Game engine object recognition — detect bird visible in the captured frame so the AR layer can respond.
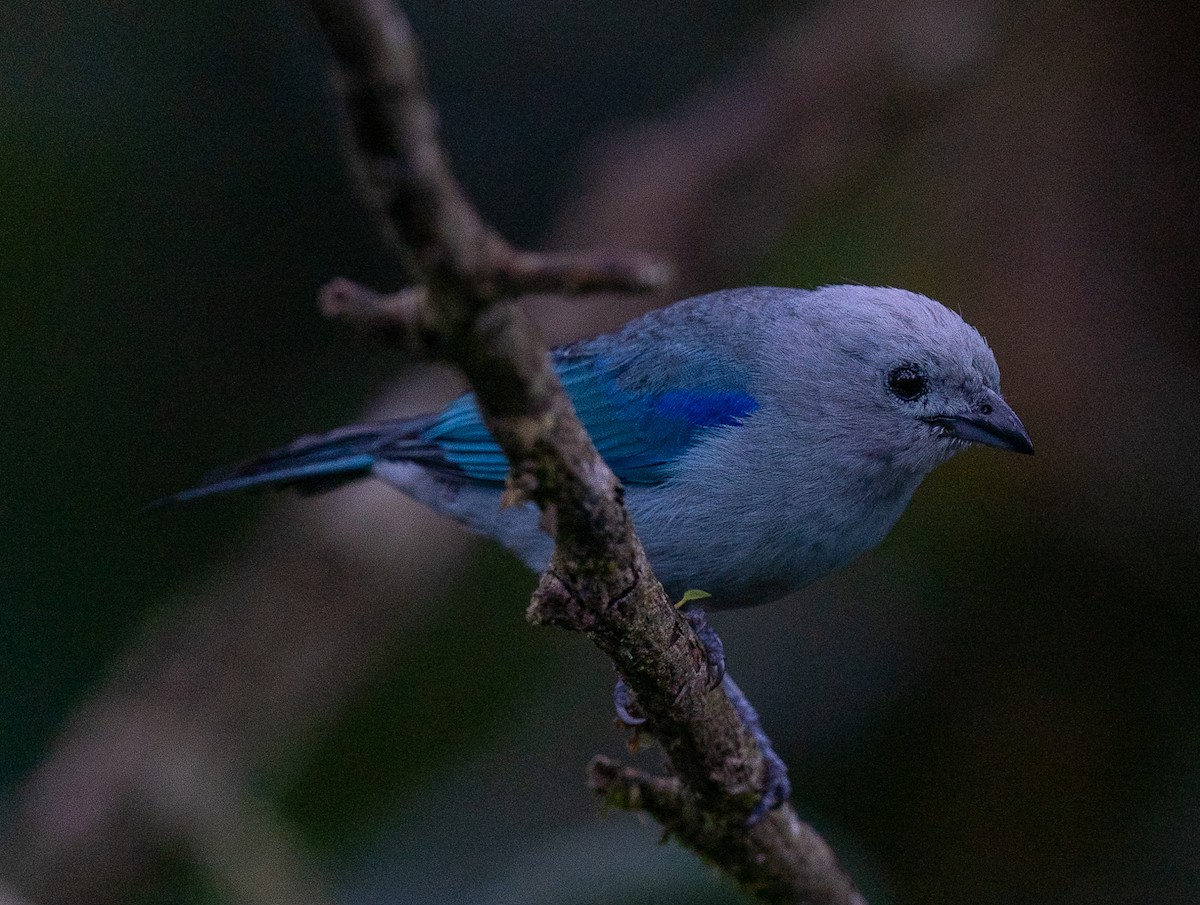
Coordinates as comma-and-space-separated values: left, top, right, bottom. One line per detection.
162, 284, 1032, 820
164, 284, 1031, 603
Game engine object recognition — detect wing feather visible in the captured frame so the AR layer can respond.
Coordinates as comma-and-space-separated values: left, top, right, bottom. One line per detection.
419, 349, 757, 485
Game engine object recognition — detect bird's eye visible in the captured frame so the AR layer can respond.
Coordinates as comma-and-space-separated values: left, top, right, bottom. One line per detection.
887, 366, 927, 401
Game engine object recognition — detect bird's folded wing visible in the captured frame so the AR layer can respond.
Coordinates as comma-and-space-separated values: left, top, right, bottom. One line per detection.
420, 349, 758, 486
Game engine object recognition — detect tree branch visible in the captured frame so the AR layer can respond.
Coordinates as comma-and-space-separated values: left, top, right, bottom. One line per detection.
590, 757, 859, 904
303, 0, 863, 901
308, 0, 668, 300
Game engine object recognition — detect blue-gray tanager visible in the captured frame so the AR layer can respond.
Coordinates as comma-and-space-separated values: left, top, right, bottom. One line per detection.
166, 285, 1031, 817
168, 284, 1031, 605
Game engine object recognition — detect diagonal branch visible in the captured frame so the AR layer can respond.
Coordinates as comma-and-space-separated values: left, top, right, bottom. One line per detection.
307, 0, 666, 300
589, 757, 858, 903
303, 0, 864, 902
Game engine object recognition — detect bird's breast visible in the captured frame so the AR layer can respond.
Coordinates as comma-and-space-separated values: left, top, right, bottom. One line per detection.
623, 447, 926, 609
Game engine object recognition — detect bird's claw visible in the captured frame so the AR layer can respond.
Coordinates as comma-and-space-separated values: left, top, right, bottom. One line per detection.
613, 677, 646, 727
610, 609, 788, 822
747, 744, 792, 825
611, 603, 725, 727
683, 605, 726, 689
721, 673, 792, 825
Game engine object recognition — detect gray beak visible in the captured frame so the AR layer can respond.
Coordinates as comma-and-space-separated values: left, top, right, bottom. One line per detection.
925, 388, 1034, 455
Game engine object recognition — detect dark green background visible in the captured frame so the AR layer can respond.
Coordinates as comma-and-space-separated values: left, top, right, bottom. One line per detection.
4, 2, 1198, 904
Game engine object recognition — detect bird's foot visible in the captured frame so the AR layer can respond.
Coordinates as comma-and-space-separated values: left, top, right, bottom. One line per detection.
611, 602, 726, 727
721, 673, 792, 825
613, 676, 646, 727
747, 741, 792, 825
610, 602, 787, 821
611, 671, 791, 822
682, 604, 726, 689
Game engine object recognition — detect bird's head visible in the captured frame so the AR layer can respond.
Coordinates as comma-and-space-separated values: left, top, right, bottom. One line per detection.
771, 285, 1032, 477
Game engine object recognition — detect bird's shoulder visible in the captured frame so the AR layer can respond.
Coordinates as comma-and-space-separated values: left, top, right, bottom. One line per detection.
559, 286, 783, 396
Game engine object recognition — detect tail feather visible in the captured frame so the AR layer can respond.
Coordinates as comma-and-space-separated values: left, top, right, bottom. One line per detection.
151, 415, 439, 507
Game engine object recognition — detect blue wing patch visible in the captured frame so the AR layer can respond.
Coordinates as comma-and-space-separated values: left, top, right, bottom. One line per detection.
419, 352, 757, 485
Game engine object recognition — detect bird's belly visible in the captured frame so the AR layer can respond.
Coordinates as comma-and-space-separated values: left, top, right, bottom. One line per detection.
627, 481, 912, 610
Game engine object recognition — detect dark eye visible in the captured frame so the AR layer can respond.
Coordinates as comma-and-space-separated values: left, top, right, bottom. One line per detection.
887, 366, 927, 401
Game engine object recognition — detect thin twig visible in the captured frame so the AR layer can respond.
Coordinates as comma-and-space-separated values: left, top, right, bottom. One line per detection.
303, 0, 864, 901
590, 757, 860, 904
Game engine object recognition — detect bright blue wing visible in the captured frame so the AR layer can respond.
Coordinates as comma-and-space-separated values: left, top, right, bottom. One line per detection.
420, 348, 757, 485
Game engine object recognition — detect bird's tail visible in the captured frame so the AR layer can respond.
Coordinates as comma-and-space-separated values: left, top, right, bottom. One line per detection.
151, 415, 438, 507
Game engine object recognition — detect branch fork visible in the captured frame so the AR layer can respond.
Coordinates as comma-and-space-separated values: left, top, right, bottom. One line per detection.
302, 0, 864, 900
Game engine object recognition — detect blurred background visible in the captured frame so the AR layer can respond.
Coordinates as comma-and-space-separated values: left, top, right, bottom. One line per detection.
3, 1, 1198, 903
